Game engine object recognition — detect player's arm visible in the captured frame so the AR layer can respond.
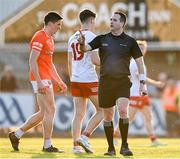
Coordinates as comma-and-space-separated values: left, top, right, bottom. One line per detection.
146, 77, 165, 88
90, 51, 100, 66
135, 56, 147, 82
68, 51, 72, 77
132, 39, 146, 80
29, 50, 41, 83
51, 63, 67, 93
135, 56, 148, 96
29, 50, 47, 94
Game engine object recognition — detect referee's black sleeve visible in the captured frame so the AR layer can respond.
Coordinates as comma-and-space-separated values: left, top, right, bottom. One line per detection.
131, 39, 143, 59
88, 35, 102, 50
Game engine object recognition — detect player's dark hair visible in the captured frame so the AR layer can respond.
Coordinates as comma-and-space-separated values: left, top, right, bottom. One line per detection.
44, 12, 63, 25
79, 9, 96, 23
114, 11, 127, 27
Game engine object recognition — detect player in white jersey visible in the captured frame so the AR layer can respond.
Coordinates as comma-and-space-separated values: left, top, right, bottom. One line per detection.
68, 10, 103, 154
114, 40, 165, 146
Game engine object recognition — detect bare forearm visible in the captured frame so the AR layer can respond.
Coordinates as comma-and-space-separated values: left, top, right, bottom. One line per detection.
92, 57, 100, 66
30, 61, 41, 82
68, 61, 72, 78
68, 53, 72, 77
93, 61, 100, 66
52, 64, 64, 83
135, 57, 146, 75
146, 77, 164, 88
146, 78, 157, 85
91, 52, 100, 66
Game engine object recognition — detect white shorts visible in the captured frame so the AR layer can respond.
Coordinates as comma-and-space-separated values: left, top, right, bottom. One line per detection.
31, 80, 52, 93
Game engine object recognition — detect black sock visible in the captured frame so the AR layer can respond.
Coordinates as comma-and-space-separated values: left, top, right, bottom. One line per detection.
103, 121, 114, 151
119, 118, 129, 145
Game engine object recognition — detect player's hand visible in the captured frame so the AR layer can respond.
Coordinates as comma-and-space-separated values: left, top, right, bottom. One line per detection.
139, 83, 148, 96
78, 30, 85, 45
58, 82, 67, 94
37, 81, 48, 94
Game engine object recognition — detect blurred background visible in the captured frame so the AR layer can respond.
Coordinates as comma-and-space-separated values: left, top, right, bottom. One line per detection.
0, 0, 180, 138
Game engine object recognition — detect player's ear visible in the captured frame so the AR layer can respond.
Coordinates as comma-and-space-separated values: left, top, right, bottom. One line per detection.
90, 17, 94, 24
48, 21, 54, 27
122, 21, 125, 28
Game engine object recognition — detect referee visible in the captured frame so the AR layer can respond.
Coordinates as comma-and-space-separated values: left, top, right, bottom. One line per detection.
78, 11, 147, 156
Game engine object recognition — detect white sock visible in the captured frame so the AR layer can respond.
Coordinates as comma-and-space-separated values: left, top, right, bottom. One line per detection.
81, 134, 89, 141
15, 129, 24, 139
44, 139, 52, 148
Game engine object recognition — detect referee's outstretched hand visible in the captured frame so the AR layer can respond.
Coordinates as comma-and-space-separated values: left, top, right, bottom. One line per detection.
78, 30, 85, 45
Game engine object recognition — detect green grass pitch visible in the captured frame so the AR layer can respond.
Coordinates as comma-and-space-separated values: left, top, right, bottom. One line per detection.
0, 138, 180, 158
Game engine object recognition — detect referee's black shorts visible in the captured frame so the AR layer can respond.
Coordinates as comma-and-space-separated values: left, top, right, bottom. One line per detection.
98, 75, 132, 108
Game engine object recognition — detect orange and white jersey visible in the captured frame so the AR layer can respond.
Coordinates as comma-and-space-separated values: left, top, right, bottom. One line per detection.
130, 59, 147, 96
29, 29, 55, 81
68, 30, 98, 83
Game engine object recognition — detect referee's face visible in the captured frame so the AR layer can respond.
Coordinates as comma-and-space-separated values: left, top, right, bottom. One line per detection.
110, 14, 123, 32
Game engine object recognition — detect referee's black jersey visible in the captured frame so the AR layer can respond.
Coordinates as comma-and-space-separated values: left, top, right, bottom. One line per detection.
89, 32, 143, 77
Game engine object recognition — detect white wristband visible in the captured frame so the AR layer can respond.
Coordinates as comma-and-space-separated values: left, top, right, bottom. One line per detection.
139, 74, 146, 81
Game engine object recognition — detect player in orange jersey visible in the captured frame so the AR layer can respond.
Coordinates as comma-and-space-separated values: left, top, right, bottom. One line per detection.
9, 12, 67, 152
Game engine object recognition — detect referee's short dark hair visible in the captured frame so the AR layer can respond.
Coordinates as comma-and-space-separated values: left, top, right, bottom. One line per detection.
114, 11, 127, 26
79, 9, 96, 23
44, 12, 63, 25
